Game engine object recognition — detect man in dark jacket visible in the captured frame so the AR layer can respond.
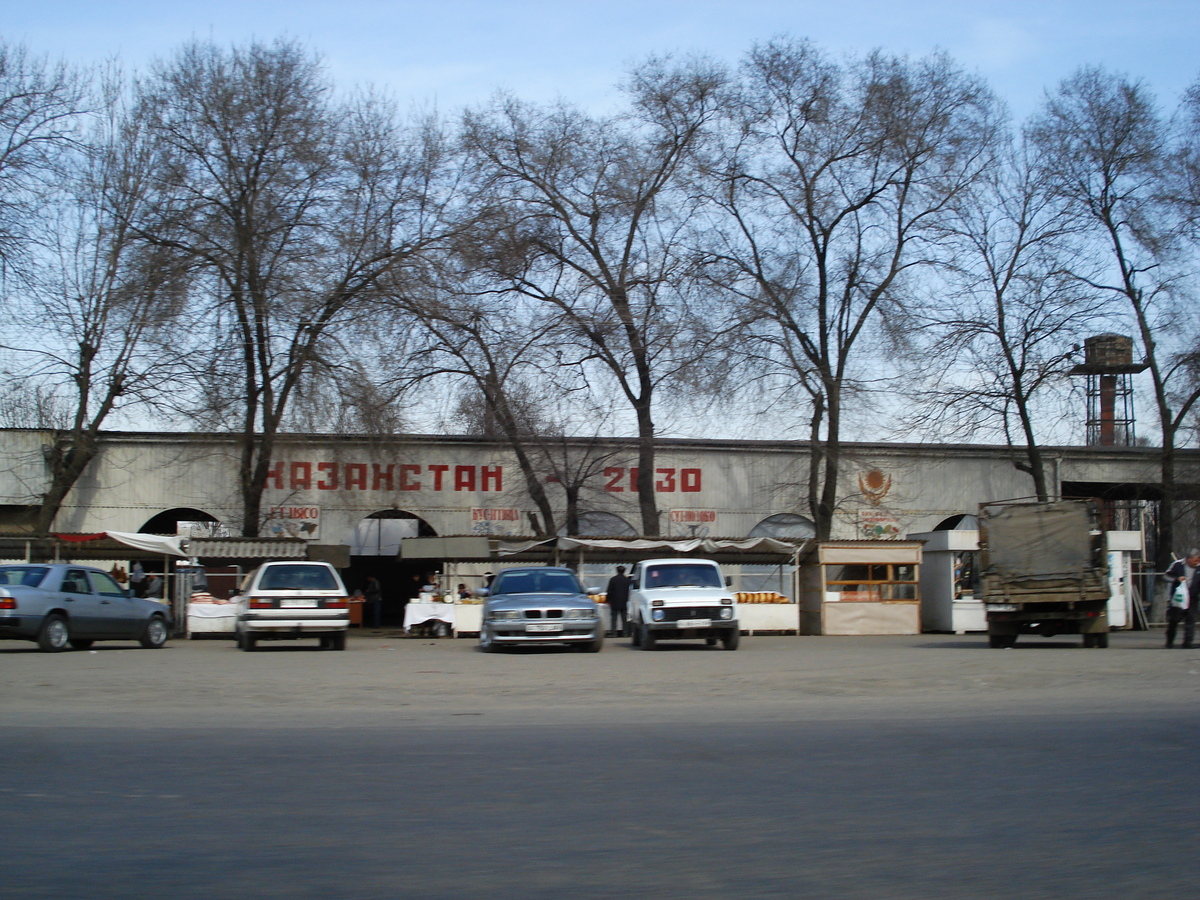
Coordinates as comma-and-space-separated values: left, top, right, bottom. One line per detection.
606, 566, 631, 638
1163, 548, 1200, 649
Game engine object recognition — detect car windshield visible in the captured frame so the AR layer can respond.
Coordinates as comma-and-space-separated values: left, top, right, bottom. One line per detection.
644, 564, 723, 588
493, 571, 582, 595
0, 566, 49, 588
258, 565, 339, 591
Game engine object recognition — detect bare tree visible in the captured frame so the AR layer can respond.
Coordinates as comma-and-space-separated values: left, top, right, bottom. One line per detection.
1028, 67, 1200, 566
906, 131, 1109, 499
0, 40, 86, 273
395, 281, 565, 536
460, 56, 728, 536
703, 40, 1001, 538
0, 67, 188, 532
134, 40, 455, 535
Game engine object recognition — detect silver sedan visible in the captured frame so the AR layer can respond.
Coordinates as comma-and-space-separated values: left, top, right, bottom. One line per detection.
0, 563, 172, 652
478, 566, 604, 653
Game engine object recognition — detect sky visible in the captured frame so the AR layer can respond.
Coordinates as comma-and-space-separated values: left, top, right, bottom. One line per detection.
8, 0, 1200, 123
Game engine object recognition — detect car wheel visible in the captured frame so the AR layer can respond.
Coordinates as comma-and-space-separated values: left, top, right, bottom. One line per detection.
330, 632, 346, 651
630, 620, 642, 647
640, 623, 656, 650
479, 626, 496, 653
585, 632, 604, 653
139, 616, 169, 649
69, 639, 94, 650
1095, 631, 1109, 648
705, 638, 717, 646
722, 628, 740, 651
242, 633, 257, 651
37, 614, 70, 652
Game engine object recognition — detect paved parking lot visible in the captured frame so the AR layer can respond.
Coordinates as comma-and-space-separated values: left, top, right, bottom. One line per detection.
3, 627, 1195, 726
3, 630, 1198, 898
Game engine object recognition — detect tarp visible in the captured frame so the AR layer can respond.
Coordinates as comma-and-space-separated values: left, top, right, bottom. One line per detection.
106, 531, 188, 557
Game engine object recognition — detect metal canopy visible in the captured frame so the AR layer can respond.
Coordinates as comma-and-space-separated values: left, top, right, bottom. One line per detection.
398, 534, 811, 565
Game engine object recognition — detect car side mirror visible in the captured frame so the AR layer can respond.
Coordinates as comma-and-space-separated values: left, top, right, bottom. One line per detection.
629, 578, 639, 589
725, 576, 732, 587
476, 587, 490, 598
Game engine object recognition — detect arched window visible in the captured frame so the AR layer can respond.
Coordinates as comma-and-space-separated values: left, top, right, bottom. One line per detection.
749, 513, 816, 539
563, 511, 637, 538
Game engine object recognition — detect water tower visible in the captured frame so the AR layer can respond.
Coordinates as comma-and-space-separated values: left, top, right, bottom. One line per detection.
1069, 334, 1147, 446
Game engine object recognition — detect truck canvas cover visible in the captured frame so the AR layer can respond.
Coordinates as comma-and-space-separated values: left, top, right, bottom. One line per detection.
981, 502, 1109, 601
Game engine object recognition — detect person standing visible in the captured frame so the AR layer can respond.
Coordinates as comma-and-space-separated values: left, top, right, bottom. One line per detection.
1163, 548, 1200, 649
605, 565, 631, 637
364, 576, 383, 630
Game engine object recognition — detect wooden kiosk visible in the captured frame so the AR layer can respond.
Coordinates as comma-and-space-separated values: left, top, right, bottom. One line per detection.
799, 540, 923, 635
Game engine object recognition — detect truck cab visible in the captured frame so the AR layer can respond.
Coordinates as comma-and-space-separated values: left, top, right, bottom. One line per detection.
627, 558, 739, 650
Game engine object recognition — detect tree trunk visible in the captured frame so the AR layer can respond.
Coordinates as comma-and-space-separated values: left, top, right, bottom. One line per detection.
634, 401, 660, 536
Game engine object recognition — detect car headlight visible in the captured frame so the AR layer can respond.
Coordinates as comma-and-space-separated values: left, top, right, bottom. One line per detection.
490, 609, 521, 620
652, 609, 665, 621
720, 607, 732, 619
566, 608, 591, 619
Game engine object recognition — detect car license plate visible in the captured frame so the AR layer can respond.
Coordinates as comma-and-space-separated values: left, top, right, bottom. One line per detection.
675, 618, 711, 628
526, 622, 563, 633
282, 599, 317, 608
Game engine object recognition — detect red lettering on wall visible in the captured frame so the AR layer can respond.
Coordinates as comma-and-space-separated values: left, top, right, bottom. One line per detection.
681, 468, 701, 492
429, 464, 449, 491
290, 462, 312, 490
604, 467, 624, 492
655, 468, 676, 492
455, 466, 475, 491
630, 468, 640, 493
267, 462, 284, 490
373, 464, 394, 492
316, 462, 338, 490
346, 464, 367, 490
399, 464, 421, 491
481, 466, 502, 491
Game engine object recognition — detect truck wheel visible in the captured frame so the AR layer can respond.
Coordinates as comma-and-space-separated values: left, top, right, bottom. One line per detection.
1096, 631, 1109, 648
722, 629, 740, 651
630, 622, 641, 647
988, 634, 1016, 649
640, 624, 656, 650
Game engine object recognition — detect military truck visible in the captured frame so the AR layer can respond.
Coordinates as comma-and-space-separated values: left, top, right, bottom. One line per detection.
979, 499, 1111, 648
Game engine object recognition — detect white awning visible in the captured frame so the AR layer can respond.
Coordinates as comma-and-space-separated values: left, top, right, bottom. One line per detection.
106, 531, 188, 557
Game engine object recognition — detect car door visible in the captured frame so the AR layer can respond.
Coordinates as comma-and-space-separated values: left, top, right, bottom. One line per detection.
88, 570, 144, 638
58, 568, 107, 638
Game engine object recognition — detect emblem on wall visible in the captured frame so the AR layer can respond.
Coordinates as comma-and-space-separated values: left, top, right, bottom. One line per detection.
858, 468, 892, 506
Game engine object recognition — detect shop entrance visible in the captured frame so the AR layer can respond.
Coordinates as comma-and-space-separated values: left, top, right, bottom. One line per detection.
343, 510, 438, 628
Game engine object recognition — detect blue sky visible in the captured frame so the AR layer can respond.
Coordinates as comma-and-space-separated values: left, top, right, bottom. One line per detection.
8, 1, 1200, 121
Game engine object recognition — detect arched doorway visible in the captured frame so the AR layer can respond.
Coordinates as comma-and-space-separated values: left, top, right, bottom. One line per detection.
139, 507, 225, 536
346, 510, 438, 629
933, 514, 979, 531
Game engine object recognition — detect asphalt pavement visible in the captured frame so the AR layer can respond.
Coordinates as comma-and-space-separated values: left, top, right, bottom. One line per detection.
2, 629, 1197, 898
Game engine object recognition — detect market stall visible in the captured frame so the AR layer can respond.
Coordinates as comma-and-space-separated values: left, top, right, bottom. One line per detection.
908, 530, 984, 634
798, 540, 922, 635
403, 600, 457, 635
